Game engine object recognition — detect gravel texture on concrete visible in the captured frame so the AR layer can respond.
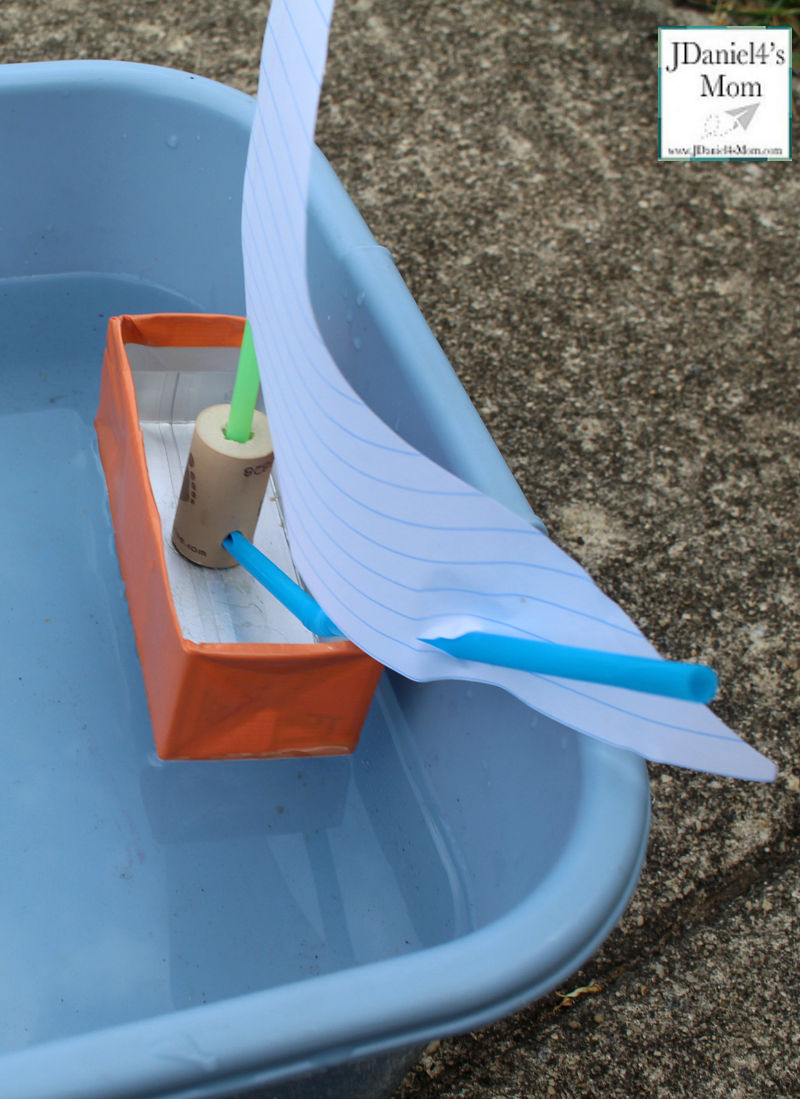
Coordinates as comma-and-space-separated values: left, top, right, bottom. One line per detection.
1, 0, 798, 1095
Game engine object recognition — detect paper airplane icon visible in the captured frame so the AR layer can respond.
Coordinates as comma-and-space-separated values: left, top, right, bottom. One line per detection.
726, 103, 759, 131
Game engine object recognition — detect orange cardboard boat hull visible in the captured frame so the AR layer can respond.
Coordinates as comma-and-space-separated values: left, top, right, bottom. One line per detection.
95, 313, 383, 759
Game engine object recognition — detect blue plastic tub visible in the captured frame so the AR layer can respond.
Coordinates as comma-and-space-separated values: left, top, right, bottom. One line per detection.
0, 61, 650, 1099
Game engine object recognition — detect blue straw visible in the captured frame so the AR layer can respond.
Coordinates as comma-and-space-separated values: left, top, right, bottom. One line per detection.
222, 533, 717, 703
223, 531, 343, 638
423, 633, 718, 704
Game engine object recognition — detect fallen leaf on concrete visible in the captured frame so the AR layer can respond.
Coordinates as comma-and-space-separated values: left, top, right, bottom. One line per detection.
551, 983, 603, 1012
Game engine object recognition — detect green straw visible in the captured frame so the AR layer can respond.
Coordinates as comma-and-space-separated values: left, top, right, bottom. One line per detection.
226, 320, 260, 442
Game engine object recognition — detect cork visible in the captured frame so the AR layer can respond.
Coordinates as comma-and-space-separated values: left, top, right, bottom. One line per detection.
171, 404, 274, 568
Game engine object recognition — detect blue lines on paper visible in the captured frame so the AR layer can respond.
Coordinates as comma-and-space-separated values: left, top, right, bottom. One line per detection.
243, 182, 375, 403
257, 61, 311, 204
242, 198, 350, 392
248, 109, 306, 289
256, 366, 594, 579
242, 201, 371, 409
282, 0, 326, 87
276, 448, 628, 640
528, 675, 741, 742
266, 21, 314, 145
246, 267, 419, 453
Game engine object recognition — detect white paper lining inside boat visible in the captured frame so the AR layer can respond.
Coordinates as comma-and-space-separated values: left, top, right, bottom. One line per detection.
127, 343, 315, 646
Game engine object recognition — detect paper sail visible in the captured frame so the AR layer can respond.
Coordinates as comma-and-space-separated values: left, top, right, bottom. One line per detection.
241, 0, 775, 782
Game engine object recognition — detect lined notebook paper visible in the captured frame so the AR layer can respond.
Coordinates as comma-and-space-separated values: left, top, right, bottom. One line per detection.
242, 0, 775, 781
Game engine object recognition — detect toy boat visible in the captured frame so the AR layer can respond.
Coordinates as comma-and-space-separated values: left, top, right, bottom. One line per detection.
95, 311, 383, 760
0, 61, 649, 1099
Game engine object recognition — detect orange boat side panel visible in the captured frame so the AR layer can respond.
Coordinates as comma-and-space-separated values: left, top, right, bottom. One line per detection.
95, 313, 383, 760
